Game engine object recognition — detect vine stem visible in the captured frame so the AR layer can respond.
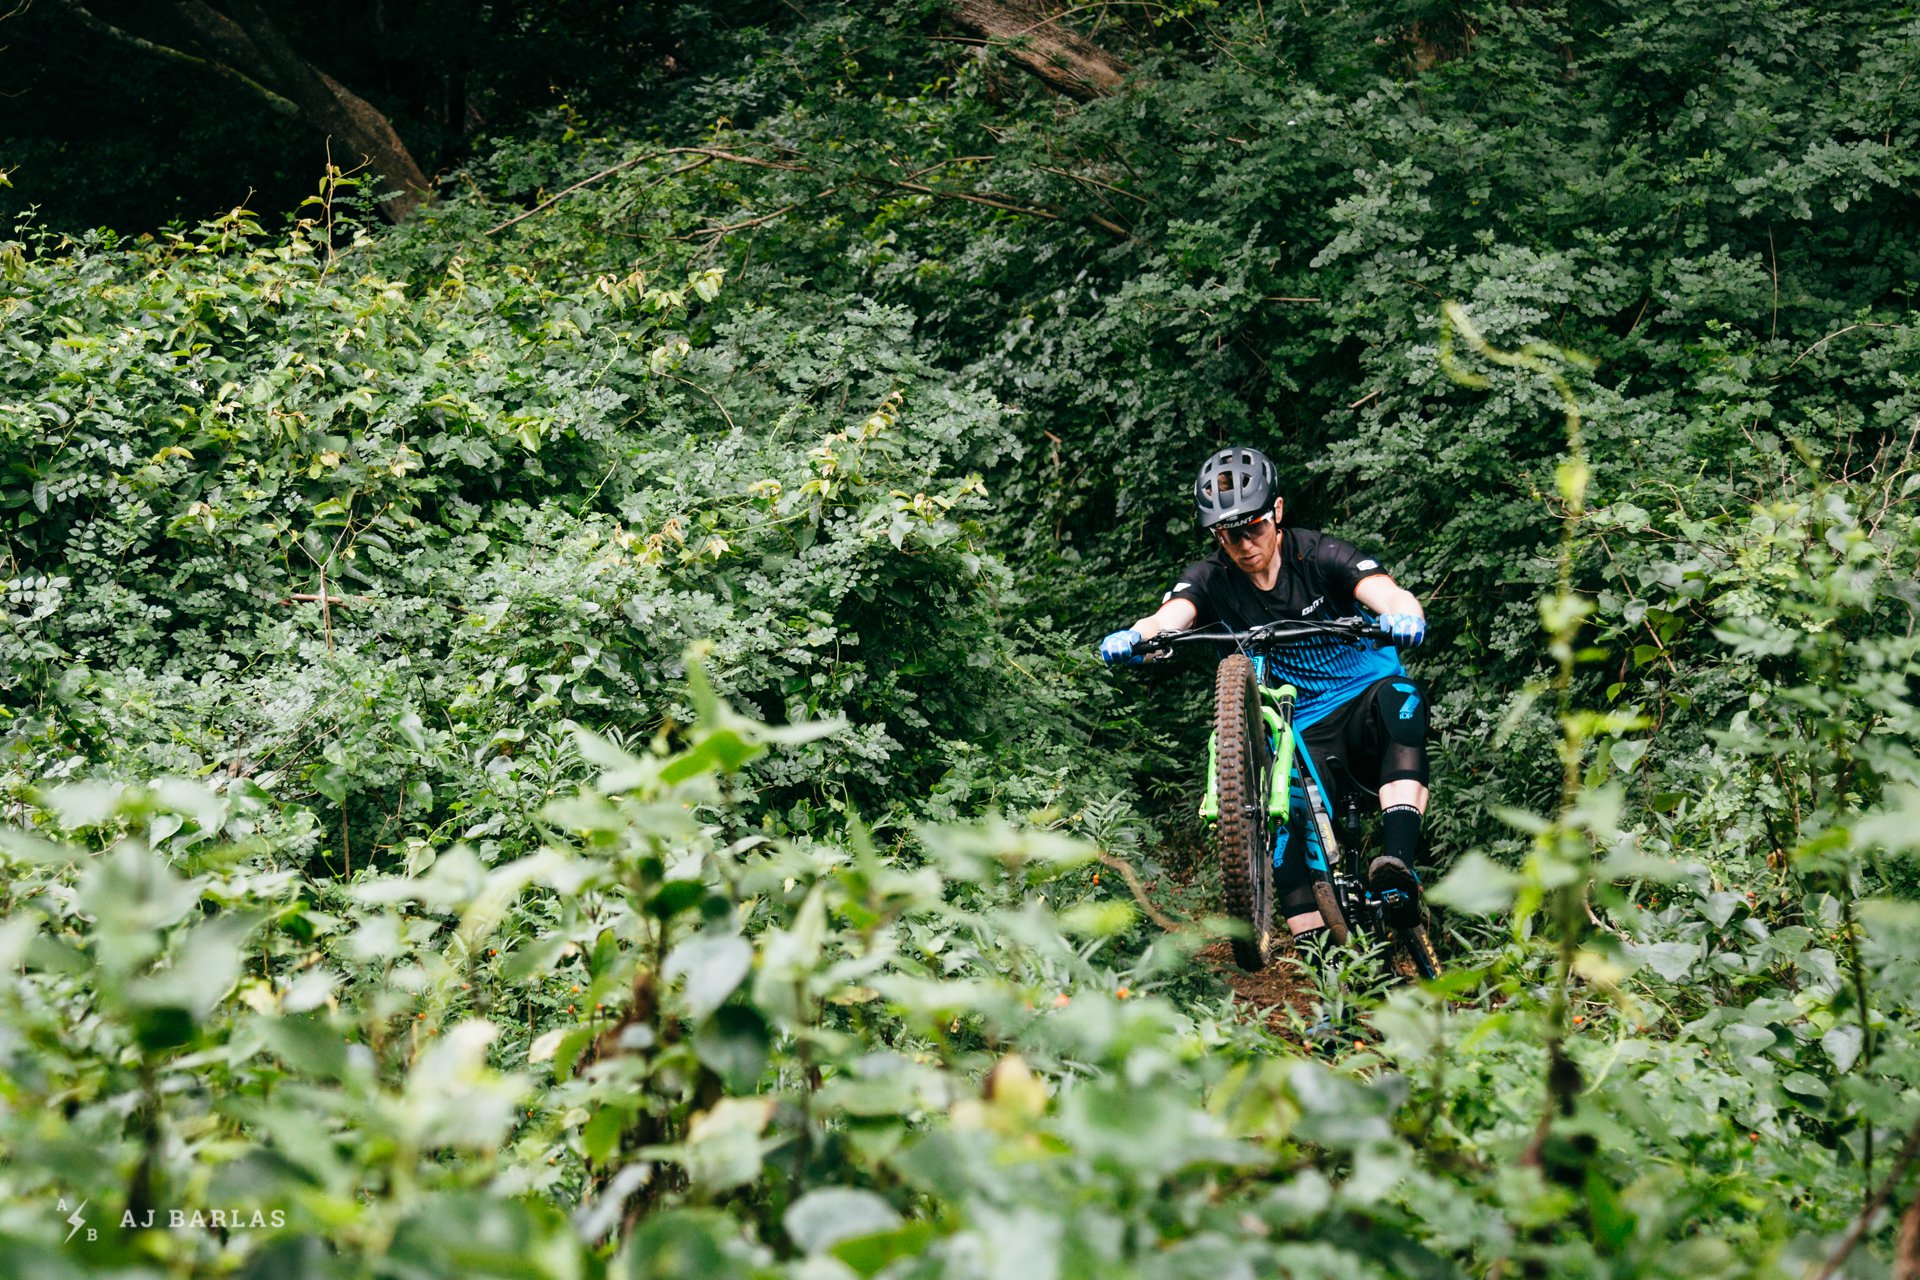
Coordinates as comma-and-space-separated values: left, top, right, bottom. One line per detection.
1441, 301, 1596, 1168
1839, 888, 1876, 1199
1810, 1113, 1920, 1280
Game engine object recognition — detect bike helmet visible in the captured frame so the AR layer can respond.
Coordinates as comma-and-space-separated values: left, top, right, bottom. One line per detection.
1193, 446, 1280, 530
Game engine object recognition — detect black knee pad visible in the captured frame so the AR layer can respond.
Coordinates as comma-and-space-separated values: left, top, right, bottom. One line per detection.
1375, 678, 1430, 786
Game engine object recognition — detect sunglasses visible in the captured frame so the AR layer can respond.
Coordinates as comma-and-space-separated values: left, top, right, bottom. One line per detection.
1215, 512, 1275, 544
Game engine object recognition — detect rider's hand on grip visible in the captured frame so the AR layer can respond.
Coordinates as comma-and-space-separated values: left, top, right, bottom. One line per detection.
1099, 629, 1144, 666
1380, 613, 1426, 648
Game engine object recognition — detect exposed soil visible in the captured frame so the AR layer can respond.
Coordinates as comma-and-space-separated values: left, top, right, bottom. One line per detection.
1196, 939, 1316, 1035
1108, 848, 1321, 1041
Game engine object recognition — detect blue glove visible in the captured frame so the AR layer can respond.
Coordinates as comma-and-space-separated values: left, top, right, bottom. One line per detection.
1099, 629, 1144, 665
1380, 613, 1426, 648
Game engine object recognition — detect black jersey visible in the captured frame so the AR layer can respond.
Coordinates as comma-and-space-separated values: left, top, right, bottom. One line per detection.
1163, 526, 1404, 728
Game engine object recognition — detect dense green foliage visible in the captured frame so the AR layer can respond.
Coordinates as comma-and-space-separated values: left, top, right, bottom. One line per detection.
3, 1, 1918, 1275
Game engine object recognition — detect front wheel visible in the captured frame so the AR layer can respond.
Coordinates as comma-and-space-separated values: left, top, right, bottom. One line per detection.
1214, 654, 1273, 971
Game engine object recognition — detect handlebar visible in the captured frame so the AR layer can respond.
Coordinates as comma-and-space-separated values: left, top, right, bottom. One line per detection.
1130, 615, 1391, 660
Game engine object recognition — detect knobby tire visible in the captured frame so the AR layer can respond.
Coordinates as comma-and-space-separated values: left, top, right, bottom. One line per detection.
1214, 654, 1273, 971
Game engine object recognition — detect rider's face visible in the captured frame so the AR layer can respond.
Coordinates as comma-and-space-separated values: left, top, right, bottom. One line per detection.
1215, 499, 1283, 573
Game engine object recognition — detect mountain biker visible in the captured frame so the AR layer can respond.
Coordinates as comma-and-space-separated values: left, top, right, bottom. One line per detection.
1099, 446, 1431, 949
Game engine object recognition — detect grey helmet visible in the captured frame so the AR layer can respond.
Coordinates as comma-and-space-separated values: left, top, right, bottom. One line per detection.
1193, 446, 1280, 530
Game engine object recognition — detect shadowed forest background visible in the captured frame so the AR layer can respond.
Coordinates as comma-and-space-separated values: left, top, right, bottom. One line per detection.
2, 1, 1918, 1276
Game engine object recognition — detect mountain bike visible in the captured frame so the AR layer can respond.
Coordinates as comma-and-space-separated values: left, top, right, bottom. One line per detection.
1131, 618, 1442, 978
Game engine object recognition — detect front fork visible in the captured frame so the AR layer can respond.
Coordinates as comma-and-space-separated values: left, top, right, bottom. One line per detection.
1198, 683, 1297, 824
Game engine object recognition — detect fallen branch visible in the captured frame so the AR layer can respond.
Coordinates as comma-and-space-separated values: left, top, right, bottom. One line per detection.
858, 172, 1068, 222
1582, 884, 1630, 941
1097, 851, 1187, 933
276, 592, 357, 606
486, 154, 657, 234
485, 146, 812, 235
49, 0, 299, 117
946, 0, 1128, 100
677, 198, 822, 243
486, 139, 1135, 242
1778, 321, 1900, 376
1033, 163, 1153, 205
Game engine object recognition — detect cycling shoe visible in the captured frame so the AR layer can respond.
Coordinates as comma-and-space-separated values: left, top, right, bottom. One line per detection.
1368, 855, 1424, 930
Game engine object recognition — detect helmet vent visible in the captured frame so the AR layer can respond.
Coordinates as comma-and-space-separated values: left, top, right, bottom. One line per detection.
1192, 445, 1279, 530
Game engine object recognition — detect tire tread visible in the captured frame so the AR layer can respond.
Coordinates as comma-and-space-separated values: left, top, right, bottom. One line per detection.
1214, 655, 1272, 971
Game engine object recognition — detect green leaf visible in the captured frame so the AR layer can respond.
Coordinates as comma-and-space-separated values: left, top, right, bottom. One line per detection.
1781, 1071, 1829, 1100
1630, 941, 1702, 982
43, 779, 124, 829
311, 762, 348, 806
1427, 852, 1521, 915
1821, 1025, 1863, 1074
565, 722, 655, 793
692, 1006, 771, 1092
504, 934, 573, 983
0, 915, 40, 972
832, 1222, 936, 1277
265, 1015, 351, 1080
1488, 805, 1549, 836
784, 1188, 902, 1255
1058, 901, 1135, 937
661, 728, 764, 783
666, 934, 754, 1019
129, 1005, 198, 1051
1702, 892, 1741, 928
151, 777, 225, 833
681, 1097, 776, 1193
0, 825, 74, 866
1584, 1169, 1636, 1250
647, 880, 706, 919
1608, 738, 1648, 771
583, 1105, 627, 1167
126, 911, 259, 1024
394, 710, 428, 751
24, 933, 87, 974
621, 1210, 740, 1279
756, 715, 849, 746
542, 792, 626, 833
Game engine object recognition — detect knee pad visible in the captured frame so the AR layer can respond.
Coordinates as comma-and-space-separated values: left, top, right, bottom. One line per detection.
1376, 678, 1430, 786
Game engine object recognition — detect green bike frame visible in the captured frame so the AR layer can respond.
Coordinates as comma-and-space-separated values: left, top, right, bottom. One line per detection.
1198, 682, 1298, 823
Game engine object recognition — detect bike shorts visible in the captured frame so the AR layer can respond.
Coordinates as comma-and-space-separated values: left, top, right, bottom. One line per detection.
1273, 674, 1430, 910
1300, 673, 1430, 794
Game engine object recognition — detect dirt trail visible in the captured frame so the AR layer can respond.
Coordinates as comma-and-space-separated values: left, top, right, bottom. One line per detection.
1196, 940, 1316, 1034
1103, 850, 1320, 1037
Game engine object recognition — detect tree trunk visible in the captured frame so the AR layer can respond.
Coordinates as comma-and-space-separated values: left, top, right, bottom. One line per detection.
946, 0, 1126, 100
50, 0, 430, 222
195, 1, 431, 220
306, 67, 433, 220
